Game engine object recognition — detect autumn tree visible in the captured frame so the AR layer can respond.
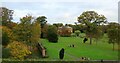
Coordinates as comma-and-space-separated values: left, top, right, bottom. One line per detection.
78, 11, 107, 44
7, 41, 31, 60
2, 26, 13, 47
30, 21, 41, 46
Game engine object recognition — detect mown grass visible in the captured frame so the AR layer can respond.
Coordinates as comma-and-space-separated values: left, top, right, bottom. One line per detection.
40, 34, 118, 61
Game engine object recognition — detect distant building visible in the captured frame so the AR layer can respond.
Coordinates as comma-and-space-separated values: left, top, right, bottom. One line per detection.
58, 26, 73, 36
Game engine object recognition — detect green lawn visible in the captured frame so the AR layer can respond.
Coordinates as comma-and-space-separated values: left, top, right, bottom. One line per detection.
40, 34, 118, 61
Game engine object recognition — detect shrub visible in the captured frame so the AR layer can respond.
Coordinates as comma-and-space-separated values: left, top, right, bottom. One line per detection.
71, 33, 76, 37
1, 26, 13, 46
47, 25, 58, 43
74, 30, 80, 36
7, 41, 32, 60
2, 47, 11, 58
2, 31, 9, 46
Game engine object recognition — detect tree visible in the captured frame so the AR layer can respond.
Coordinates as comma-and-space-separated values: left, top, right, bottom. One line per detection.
2, 26, 13, 47
36, 16, 47, 38
13, 15, 33, 43
107, 22, 120, 50
47, 25, 58, 43
74, 30, 80, 36
30, 21, 41, 46
107, 22, 119, 29
7, 41, 31, 60
99, 25, 108, 33
2, 31, 9, 46
13, 15, 41, 46
42, 24, 48, 38
0, 7, 14, 26
78, 11, 107, 44
36, 16, 47, 28
6, 21, 17, 29
53, 23, 63, 28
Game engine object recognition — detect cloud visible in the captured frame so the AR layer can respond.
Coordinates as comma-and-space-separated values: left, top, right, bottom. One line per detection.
64, 13, 71, 18
12, 9, 42, 22
2, 0, 119, 24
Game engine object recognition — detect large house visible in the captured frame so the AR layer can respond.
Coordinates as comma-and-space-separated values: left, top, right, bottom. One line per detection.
58, 26, 73, 36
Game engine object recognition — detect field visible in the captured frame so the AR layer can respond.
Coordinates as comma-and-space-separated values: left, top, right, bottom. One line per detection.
40, 34, 118, 61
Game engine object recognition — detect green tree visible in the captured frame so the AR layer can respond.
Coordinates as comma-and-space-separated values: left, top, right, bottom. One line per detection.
78, 11, 107, 44
42, 24, 48, 38
107, 22, 119, 29
47, 25, 58, 43
13, 15, 41, 46
99, 25, 108, 33
36, 16, 47, 28
13, 15, 33, 43
2, 31, 9, 46
2, 47, 11, 58
36, 16, 47, 38
53, 23, 63, 28
0, 7, 14, 26
107, 22, 120, 50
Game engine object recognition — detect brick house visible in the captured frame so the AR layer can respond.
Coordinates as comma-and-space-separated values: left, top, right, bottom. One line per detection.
58, 26, 73, 36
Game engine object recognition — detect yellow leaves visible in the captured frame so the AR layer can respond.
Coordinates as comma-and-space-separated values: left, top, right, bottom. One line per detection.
30, 22, 41, 43
2, 26, 12, 37
7, 41, 32, 60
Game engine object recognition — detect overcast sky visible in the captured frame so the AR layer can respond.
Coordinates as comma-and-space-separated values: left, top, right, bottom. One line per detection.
1, 0, 120, 24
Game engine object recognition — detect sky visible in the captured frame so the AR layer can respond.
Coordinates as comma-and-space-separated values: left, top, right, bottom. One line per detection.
1, 0, 120, 24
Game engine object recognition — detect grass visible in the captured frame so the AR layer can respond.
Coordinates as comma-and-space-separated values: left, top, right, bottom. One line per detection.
40, 34, 118, 61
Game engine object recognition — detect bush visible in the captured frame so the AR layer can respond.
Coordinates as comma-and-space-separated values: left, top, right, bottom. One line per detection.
71, 33, 76, 37
47, 25, 58, 43
2, 31, 9, 46
1, 26, 12, 46
74, 30, 80, 37
47, 32, 58, 43
2, 47, 11, 58
7, 41, 32, 60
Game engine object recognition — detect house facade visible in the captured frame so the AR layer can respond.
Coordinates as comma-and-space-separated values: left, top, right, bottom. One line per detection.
58, 26, 73, 36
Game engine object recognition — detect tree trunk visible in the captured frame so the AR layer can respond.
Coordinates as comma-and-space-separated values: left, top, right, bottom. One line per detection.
90, 37, 92, 45
41, 32, 43, 38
